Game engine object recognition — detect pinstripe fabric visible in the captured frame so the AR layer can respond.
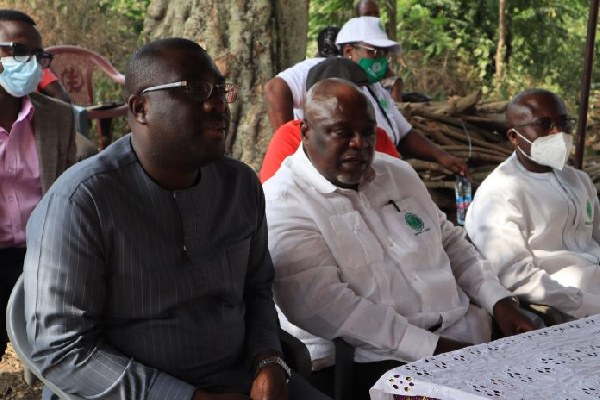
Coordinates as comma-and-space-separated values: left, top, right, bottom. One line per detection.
23, 135, 281, 399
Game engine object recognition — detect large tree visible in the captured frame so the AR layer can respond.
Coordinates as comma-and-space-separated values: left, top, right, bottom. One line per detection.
144, 0, 309, 170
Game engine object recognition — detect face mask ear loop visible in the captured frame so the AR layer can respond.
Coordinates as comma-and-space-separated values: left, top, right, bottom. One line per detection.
509, 128, 532, 144
460, 120, 471, 162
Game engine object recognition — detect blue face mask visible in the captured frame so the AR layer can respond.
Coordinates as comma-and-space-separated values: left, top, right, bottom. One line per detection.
0, 57, 43, 97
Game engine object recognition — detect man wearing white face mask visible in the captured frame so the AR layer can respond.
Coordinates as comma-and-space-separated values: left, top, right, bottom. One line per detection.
0, 9, 76, 360
465, 89, 600, 323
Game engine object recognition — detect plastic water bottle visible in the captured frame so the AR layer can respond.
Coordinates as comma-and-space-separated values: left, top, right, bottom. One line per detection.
455, 175, 472, 226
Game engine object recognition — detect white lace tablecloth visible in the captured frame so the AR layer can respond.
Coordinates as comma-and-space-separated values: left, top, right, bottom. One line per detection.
370, 315, 600, 400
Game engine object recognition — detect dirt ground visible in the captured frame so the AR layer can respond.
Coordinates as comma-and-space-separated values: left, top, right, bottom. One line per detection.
0, 345, 42, 400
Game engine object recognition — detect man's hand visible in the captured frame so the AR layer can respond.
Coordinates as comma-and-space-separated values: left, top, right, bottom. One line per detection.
433, 337, 473, 355
437, 154, 469, 177
249, 364, 289, 400
493, 297, 537, 337
192, 390, 250, 400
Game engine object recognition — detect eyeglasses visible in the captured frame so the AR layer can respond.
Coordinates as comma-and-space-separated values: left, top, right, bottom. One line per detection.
139, 80, 238, 103
0, 42, 54, 68
513, 117, 576, 134
352, 43, 389, 58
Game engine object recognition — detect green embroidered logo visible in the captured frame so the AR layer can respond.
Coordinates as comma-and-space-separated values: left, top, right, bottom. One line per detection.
587, 199, 593, 225
405, 212, 430, 236
380, 99, 388, 111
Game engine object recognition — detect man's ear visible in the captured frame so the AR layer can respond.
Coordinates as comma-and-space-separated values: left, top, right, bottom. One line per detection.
342, 44, 354, 59
300, 120, 310, 142
127, 94, 148, 125
507, 128, 519, 147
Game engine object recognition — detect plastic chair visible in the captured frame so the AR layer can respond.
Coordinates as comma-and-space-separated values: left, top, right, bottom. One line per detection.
45, 45, 127, 149
333, 338, 356, 400
279, 328, 313, 380
6, 275, 84, 400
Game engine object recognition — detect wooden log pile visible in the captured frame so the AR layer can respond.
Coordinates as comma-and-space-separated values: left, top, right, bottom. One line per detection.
396, 90, 600, 218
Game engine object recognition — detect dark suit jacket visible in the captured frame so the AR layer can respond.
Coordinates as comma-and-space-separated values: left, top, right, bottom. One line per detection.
30, 92, 77, 193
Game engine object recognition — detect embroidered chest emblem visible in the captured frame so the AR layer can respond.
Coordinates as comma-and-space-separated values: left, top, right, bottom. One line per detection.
380, 99, 388, 112
405, 212, 430, 236
586, 199, 593, 225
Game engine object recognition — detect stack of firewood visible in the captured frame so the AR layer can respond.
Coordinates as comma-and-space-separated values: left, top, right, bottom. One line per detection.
398, 90, 512, 189
396, 90, 600, 216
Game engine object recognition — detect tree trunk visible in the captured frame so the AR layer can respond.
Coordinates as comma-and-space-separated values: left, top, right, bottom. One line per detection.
143, 0, 309, 170
495, 0, 507, 90
384, 0, 397, 42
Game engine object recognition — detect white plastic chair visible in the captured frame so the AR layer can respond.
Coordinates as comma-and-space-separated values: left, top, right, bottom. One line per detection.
6, 275, 84, 400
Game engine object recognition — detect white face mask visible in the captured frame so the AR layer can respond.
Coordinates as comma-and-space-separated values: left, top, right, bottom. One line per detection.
511, 129, 573, 170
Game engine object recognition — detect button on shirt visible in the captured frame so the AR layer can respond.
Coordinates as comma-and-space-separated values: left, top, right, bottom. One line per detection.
264, 146, 510, 366
0, 96, 42, 248
465, 153, 600, 318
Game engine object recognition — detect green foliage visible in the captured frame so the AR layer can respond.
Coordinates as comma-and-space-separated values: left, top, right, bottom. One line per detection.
308, 0, 593, 112
307, 0, 355, 57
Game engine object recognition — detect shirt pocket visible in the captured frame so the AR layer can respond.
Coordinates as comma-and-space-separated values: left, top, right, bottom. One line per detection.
381, 198, 439, 254
224, 237, 252, 306
329, 210, 384, 270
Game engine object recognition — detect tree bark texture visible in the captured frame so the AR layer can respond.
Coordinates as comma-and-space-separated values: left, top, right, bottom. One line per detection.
144, 0, 309, 170
495, 0, 507, 90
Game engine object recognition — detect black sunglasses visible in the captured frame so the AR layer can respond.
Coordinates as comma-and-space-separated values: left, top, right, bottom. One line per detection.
0, 42, 54, 69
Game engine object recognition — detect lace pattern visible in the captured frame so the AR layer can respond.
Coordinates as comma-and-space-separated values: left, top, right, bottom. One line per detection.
370, 315, 600, 400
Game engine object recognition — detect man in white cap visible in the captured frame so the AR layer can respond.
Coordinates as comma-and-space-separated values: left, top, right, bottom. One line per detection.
264, 17, 468, 176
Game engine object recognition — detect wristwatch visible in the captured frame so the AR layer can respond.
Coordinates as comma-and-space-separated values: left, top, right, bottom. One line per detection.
254, 355, 291, 383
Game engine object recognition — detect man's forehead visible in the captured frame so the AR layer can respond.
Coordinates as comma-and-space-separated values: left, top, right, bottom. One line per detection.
521, 93, 566, 114
0, 20, 42, 47
309, 94, 375, 128
161, 48, 221, 80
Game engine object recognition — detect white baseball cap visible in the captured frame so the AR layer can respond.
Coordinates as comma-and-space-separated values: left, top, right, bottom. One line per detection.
336, 17, 402, 55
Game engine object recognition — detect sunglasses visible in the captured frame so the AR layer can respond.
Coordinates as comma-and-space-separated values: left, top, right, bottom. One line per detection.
352, 43, 389, 58
513, 117, 576, 134
0, 42, 54, 69
139, 80, 238, 103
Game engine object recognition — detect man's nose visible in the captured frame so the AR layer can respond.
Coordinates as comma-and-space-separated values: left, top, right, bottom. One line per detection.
350, 132, 365, 148
202, 92, 227, 113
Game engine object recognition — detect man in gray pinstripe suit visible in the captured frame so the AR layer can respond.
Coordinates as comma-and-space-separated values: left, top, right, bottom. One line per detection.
23, 38, 330, 400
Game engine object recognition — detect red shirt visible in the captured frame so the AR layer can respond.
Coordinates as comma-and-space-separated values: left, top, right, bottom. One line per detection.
38, 68, 59, 90
260, 119, 400, 183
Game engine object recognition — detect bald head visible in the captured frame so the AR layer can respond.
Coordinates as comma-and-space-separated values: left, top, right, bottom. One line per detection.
125, 37, 207, 97
507, 89, 565, 127
305, 78, 374, 126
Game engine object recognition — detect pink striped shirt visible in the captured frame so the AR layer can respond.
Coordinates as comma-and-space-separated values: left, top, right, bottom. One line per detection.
0, 96, 42, 248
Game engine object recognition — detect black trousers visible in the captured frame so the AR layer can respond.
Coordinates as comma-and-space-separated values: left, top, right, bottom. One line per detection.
312, 360, 405, 400
0, 247, 26, 358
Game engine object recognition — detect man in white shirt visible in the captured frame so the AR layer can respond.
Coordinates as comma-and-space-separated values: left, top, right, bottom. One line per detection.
264, 17, 467, 175
465, 89, 600, 323
264, 78, 536, 399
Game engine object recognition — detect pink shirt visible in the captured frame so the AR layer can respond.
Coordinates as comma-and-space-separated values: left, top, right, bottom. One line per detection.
0, 96, 42, 248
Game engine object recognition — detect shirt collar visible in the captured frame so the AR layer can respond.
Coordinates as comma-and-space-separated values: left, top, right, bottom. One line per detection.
0, 96, 34, 136
510, 151, 554, 177
290, 143, 376, 193
18, 96, 35, 123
